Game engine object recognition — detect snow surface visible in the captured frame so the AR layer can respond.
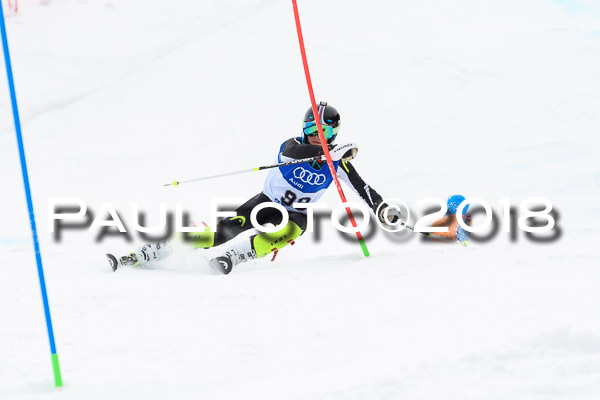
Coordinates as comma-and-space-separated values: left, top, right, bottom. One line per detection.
1, 0, 600, 399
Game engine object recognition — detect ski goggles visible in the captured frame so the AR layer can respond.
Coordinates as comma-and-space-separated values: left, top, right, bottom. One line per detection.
303, 122, 340, 140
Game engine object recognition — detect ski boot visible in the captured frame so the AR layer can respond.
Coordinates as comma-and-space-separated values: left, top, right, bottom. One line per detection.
107, 240, 171, 271
209, 239, 257, 275
106, 252, 139, 271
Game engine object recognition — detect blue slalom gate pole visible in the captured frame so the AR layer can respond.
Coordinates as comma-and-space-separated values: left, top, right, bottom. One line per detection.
0, 3, 63, 388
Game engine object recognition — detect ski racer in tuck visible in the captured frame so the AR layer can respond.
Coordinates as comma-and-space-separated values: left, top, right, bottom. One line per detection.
106, 102, 467, 274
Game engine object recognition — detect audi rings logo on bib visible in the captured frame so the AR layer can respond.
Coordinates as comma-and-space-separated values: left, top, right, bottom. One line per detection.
293, 167, 326, 185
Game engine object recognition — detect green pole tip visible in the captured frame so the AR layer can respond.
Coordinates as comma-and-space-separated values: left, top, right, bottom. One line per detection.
173, 180, 179, 187
51, 353, 63, 388
359, 239, 370, 257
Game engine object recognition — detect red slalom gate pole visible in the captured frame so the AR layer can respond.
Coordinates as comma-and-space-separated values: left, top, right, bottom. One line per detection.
291, 0, 369, 257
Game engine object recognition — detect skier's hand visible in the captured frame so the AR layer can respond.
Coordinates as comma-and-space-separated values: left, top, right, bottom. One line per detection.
378, 203, 401, 225
328, 142, 358, 162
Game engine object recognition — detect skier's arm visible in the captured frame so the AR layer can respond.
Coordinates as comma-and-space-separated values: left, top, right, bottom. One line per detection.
337, 163, 401, 224
281, 138, 324, 160
337, 160, 384, 213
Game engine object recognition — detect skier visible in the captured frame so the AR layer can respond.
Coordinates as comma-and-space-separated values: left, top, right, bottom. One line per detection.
107, 101, 401, 274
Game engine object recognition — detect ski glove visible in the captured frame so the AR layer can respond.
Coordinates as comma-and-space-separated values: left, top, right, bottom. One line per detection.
378, 203, 401, 225
328, 142, 358, 162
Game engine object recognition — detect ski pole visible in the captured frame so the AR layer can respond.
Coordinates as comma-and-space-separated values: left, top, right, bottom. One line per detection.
164, 154, 325, 187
